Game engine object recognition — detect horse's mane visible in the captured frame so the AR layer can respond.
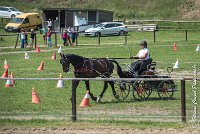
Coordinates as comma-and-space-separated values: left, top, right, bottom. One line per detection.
65, 54, 89, 62
65, 54, 84, 59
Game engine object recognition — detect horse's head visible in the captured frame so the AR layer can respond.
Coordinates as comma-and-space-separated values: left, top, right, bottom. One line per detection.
60, 54, 70, 72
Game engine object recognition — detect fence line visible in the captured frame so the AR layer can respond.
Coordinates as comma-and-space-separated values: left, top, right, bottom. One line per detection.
0, 77, 187, 81
1, 77, 199, 123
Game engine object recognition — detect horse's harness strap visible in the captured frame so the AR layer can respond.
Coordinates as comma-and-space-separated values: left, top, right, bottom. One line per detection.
75, 59, 111, 77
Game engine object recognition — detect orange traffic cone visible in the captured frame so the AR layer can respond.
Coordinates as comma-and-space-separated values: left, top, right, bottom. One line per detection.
32, 87, 41, 104
51, 52, 56, 60
37, 61, 44, 71
173, 43, 178, 51
80, 90, 91, 107
36, 46, 40, 53
4, 59, 10, 69
5, 75, 13, 88
10, 72, 15, 85
1, 69, 8, 78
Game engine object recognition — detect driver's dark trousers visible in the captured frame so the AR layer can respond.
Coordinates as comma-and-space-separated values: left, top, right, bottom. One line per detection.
130, 60, 144, 75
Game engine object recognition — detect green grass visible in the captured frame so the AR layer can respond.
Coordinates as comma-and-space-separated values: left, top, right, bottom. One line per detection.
0, 28, 200, 128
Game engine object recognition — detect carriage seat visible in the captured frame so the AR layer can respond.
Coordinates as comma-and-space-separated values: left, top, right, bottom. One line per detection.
139, 59, 156, 75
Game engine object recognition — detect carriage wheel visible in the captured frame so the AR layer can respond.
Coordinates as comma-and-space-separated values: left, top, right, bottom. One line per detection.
114, 81, 130, 100
157, 80, 175, 99
132, 81, 152, 100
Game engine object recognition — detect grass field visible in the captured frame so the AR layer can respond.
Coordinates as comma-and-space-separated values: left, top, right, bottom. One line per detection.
0, 28, 200, 129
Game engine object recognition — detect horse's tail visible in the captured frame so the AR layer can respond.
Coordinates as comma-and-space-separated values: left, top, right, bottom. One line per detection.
109, 59, 124, 78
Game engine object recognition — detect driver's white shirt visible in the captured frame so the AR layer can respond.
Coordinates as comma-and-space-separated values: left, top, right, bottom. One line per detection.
137, 48, 150, 60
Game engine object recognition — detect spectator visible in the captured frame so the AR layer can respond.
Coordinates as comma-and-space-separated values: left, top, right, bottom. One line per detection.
20, 28, 25, 48
47, 19, 53, 30
62, 30, 72, 46
47, 28, 52, 47
42, 27, 47, 45
71, 27, 76, 46
24, 31, 28, 47
30, 29, 35, 48
67, 27, 72, 37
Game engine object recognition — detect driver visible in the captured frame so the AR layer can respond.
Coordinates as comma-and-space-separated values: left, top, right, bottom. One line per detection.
130, 40, 151, 75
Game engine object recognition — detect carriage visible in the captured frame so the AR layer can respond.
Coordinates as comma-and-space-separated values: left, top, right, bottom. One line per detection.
60, 54, 177, 102
114, 60, 178, 100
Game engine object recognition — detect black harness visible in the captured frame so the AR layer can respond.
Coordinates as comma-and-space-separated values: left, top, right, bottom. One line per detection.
61, 57, 112, 77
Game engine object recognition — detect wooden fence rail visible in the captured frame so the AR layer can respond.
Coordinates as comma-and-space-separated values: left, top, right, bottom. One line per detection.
1, 77, 199, 122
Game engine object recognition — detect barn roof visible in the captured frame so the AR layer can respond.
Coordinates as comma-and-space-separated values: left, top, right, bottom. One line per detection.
41, 8, 113, 13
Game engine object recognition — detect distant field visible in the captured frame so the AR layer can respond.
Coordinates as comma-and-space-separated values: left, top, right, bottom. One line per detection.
0, 28, 199, 129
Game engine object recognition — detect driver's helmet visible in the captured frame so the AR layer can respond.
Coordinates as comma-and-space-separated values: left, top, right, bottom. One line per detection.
140, 41, 147, 48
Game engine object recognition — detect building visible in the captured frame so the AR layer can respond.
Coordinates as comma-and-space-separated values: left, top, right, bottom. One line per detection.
41, 8, 113, 32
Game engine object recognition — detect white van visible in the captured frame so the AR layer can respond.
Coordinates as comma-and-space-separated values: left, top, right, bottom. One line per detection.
0, 6, 23, 18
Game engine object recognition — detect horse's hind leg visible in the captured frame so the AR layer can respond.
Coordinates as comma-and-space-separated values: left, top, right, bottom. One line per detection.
108, 81, 119, 99
85, 80, 97, 101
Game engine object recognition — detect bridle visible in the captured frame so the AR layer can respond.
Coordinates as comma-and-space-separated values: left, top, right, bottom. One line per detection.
60, 57, 71, 72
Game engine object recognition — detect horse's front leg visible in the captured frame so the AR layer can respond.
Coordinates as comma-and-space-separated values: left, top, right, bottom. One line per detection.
85, 80, 97, 102
108, 81, 119, 99
97, 81, 108, 102
71, 80, 80, 102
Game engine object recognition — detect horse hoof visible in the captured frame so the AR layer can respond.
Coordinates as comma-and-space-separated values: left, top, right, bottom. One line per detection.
96, 97, 101, 103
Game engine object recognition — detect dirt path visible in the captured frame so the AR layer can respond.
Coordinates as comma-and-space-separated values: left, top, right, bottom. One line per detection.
1, 126, 200, 134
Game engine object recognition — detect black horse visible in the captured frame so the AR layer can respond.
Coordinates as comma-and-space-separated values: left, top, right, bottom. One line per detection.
60, 54, 119, 102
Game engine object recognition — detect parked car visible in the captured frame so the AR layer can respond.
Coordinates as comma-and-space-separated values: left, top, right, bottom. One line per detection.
85, 22, 128, 36
5, 13, 42, 32
0, 6, 23, 18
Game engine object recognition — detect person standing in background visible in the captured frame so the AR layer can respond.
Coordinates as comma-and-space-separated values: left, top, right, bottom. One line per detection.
42, 27, 47, 45
30, 29, 35, 48
20, 28, 25, 48
71, 27, 76, 46
62, 30, 72, 46
24, 31, 28, 47
47, 18, 53, 30
47, 28, 52, 47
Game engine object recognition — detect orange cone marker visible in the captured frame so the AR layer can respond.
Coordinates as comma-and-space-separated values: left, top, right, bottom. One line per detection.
37, 61, 44, 71
173, 43, 178, 51
51, 52, 56, 60
1, 69, 8, 78
32, 87, 41, 104
10, 72, 15, 85
36, 46, 40, 53
5, 76, 13, 88
80, 90, 91, 107
4, 59, 10, 69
